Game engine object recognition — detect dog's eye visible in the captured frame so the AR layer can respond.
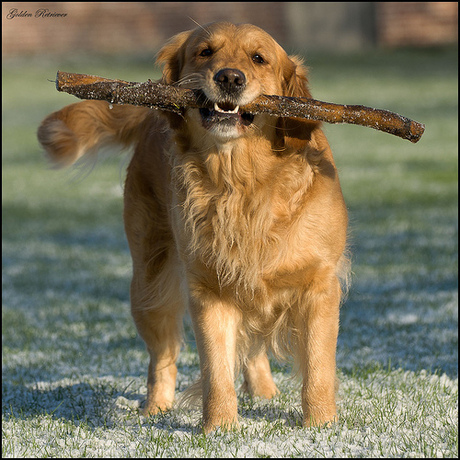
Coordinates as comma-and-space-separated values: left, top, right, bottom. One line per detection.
199, 48, 213, 57
252, 54, 265, 64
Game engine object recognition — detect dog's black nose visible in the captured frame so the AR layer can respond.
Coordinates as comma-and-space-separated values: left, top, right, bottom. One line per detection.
214, 68, 246, 92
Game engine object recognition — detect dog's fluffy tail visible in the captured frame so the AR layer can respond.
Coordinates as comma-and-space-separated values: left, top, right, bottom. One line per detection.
37, 100, 154, 167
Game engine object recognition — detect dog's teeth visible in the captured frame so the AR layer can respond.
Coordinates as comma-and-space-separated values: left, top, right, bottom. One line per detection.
214, 103, 239, 114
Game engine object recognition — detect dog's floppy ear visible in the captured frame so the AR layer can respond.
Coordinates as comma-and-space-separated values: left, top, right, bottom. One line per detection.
283, 55, 312, 99
155, 30, 193, 127
156, 30, 193, 84
276, 55, 320, 153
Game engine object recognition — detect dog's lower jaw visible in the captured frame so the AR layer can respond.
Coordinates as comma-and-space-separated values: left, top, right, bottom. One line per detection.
183, 110, 277, 153
182, 107, 252, 143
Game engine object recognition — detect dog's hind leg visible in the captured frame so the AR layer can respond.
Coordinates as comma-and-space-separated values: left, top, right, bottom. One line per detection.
124, 165, 185, 416
241, 350, 279, 399
130, 262, 184, 416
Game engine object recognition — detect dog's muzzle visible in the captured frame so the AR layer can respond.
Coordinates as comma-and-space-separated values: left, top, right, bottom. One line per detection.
199, 68, 255, 130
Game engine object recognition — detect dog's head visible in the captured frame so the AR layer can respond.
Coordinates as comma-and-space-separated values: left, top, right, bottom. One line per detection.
156, 22, 318, 148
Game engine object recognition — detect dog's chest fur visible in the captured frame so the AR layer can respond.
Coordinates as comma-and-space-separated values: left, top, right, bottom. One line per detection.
168, 139, 317, 300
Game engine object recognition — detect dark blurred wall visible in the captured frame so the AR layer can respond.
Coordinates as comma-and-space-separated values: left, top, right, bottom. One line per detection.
2, 2, 458, 57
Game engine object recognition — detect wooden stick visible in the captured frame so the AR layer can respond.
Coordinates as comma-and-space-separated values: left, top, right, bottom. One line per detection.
56, 71, 425, 143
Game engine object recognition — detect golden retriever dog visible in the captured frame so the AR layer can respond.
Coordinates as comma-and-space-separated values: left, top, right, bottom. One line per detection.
38, 22, 349, 432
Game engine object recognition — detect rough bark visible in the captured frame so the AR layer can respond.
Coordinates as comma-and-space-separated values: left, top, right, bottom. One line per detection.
56, 71, 425, 143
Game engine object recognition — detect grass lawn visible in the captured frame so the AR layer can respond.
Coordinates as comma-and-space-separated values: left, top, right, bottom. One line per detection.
2, 47, 458, 457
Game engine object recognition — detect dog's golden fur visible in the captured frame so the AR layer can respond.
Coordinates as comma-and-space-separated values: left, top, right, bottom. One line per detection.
38, 22, 349, 432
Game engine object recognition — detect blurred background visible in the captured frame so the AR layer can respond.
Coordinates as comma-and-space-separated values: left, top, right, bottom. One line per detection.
2, 2, 458, 56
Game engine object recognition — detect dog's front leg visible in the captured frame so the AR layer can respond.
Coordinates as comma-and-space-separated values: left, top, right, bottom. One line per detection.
295, 271, 341, 427
189, 291, 241, 433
